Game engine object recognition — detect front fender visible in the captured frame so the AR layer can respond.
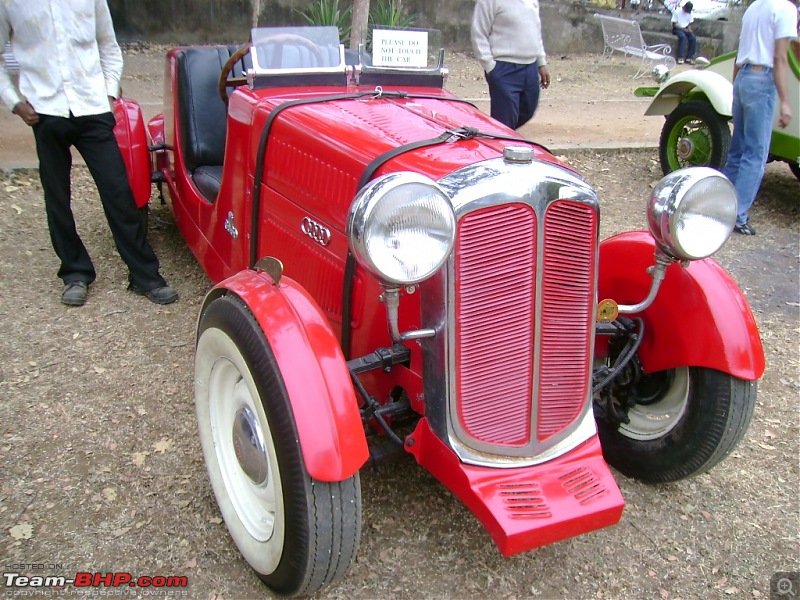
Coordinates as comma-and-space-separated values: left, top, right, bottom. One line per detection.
644, 70, 732, 118
598, 231, 765, 380
202, 269, 369, 482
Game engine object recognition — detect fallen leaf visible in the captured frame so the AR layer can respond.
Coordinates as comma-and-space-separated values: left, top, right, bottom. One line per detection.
153, 438, 174, 453
9, 523, 33, 540
132, 451, 149, 466
181, 558, 197, 569
103, 488, 117, 502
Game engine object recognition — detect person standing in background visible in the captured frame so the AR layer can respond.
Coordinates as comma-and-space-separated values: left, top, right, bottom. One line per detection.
0, 0, 178, 306
671, 1, 697, 64
722, 0, 798, 236
471, 0, 551, 130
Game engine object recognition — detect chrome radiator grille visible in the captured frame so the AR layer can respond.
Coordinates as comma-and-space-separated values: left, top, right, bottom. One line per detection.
453, 199, 598, 453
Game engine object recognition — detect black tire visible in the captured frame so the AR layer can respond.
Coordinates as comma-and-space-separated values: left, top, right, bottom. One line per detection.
195, 295, 361, 597
790, 161, 800, 181
659, 100, 731, 175
596, 366, 756, 483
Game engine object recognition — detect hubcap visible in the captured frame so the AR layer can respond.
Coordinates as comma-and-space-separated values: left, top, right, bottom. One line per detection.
232, 406, 269, 486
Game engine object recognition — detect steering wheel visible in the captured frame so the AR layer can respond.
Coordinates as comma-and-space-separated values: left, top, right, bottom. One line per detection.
218, 35, 325, 105
218, 43, 252, 106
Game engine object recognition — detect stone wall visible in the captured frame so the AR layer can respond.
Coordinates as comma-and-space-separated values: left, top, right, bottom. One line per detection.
107, 0, 740, 57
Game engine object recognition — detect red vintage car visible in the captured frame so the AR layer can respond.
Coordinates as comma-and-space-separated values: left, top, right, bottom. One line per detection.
116, 26, 764, 597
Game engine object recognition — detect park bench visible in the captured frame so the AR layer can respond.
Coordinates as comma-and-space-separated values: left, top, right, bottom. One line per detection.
594, 13, 676, 79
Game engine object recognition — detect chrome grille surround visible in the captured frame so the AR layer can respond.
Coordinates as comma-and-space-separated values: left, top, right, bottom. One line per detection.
421, 157, 601, 468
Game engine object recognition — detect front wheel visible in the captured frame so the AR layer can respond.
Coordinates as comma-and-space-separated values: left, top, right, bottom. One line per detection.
659, 100, 731, 175
195, 295, 361, 597
790, 160, 800, 181
595, 366, 756, 483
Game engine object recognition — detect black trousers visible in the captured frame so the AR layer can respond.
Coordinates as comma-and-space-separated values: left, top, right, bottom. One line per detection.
32, 112, 166, 290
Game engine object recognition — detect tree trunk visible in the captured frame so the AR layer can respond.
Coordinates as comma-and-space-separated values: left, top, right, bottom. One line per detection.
351, 0, 370, 51
251, 0, 260, 28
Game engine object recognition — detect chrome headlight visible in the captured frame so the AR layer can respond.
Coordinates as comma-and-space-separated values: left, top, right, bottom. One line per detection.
647, 167, 736, 261
347, 172, 456, 286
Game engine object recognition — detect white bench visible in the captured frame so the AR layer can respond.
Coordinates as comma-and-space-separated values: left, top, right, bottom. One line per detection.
594, 13, 676, 79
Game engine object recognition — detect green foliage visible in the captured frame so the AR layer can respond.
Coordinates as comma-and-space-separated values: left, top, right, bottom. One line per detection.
369, 0, 416, 28
298, 0, 353, 44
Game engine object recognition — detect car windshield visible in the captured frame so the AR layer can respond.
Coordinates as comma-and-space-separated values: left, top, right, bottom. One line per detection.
247, 26, 446, 88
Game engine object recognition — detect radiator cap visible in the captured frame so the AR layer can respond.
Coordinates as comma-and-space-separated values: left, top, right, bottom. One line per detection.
503, 146, 534, 164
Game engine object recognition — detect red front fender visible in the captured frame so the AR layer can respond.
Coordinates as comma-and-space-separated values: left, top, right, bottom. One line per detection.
598, 231, 765, 380
203, 269, 368, 482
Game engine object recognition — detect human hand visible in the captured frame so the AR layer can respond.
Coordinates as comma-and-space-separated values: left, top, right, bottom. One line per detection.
12, 101, 39, 126
778, 100, 792, 129
539, 65, 551, 89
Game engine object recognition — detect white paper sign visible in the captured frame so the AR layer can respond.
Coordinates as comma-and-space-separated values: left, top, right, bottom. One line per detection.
372, 30, 429, 68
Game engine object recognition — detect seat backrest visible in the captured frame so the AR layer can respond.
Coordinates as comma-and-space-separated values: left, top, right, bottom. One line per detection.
175, 46, 248, 171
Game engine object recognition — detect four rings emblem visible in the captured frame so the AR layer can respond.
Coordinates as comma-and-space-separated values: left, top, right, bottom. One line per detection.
301, 217, 332, 246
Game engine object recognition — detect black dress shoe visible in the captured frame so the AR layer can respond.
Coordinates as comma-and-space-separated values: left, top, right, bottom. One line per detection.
129, 284, 179, 305
61, 281, 88, 306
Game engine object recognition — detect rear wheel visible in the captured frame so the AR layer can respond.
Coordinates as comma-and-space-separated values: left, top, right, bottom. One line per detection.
659, 100, 731, 175
596, 366, 756, 483
195, 295, 361, 597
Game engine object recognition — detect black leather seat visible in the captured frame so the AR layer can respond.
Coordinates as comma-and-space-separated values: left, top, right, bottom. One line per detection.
175, 46, 249, 202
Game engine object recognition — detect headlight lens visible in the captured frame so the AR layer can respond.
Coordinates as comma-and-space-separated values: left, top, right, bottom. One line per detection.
647, 167, 736, 261
347, 173, 456, 286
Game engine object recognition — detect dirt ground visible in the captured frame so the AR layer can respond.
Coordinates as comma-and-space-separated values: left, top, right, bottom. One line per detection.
1, 47, 798, 600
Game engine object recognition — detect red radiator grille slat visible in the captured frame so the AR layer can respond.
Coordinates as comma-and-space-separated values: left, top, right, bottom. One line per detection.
456, 205, 536, 446
537, 201, 598, 441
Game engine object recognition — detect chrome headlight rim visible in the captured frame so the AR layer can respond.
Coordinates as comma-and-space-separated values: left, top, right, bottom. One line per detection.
347, 172, 456, 286
647, 166, 736, 261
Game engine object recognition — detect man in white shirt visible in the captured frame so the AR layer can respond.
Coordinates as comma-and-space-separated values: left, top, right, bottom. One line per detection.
671, 1, 698, 64
0, 0, 177, 306
721, 0, 798, 235
471, 0, 551, 130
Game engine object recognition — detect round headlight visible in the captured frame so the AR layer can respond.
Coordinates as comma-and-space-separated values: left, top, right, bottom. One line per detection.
647, 167, 736, 261
347, 172, 456, 286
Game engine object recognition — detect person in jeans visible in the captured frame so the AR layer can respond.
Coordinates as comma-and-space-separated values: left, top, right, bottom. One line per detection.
471, 0, 551, 130
0, 0, 178, 306
722, 0, 798, 236
671, 1, 697, 64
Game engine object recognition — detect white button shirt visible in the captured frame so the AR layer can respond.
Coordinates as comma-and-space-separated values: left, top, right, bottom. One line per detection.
0, 0, 123, 116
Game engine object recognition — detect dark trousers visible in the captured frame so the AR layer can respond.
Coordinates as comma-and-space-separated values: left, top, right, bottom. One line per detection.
486, 61, 541, 130
672, 29, 697, 60
32, 112, 166, 290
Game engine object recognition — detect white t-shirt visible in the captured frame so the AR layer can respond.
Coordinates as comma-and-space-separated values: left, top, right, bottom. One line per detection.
736, 0, 799, 67
672, 7, 694, 29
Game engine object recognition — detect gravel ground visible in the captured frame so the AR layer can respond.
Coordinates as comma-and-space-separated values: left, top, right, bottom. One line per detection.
0, 46, 798, 600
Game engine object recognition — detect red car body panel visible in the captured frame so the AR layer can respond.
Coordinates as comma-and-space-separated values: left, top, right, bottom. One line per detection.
598, 231, 765, 379
113, 97, 152, 208
407, 419, 624, 556
204, 269, 369, 482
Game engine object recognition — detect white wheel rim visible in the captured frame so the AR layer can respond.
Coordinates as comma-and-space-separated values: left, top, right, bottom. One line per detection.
618, 367, 690, 441
196, 327, 285, 574
209, 357, 277, 541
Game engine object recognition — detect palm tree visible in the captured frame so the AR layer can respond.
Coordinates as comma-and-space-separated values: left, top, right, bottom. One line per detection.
351, 0, 370, 50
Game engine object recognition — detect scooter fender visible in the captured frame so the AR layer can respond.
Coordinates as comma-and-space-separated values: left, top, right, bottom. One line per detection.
112, 97, 152, 208
644, 70, 732, 118
202, 269, 369, 482
598, 231, 765, 380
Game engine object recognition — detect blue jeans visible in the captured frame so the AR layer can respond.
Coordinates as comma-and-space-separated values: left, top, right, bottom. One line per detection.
721, 65, 776, 226
486, 61, 541, 129
672, 29, 696, 60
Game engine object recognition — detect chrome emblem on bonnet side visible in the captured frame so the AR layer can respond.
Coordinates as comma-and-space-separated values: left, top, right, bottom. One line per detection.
301, 217, 331, 246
